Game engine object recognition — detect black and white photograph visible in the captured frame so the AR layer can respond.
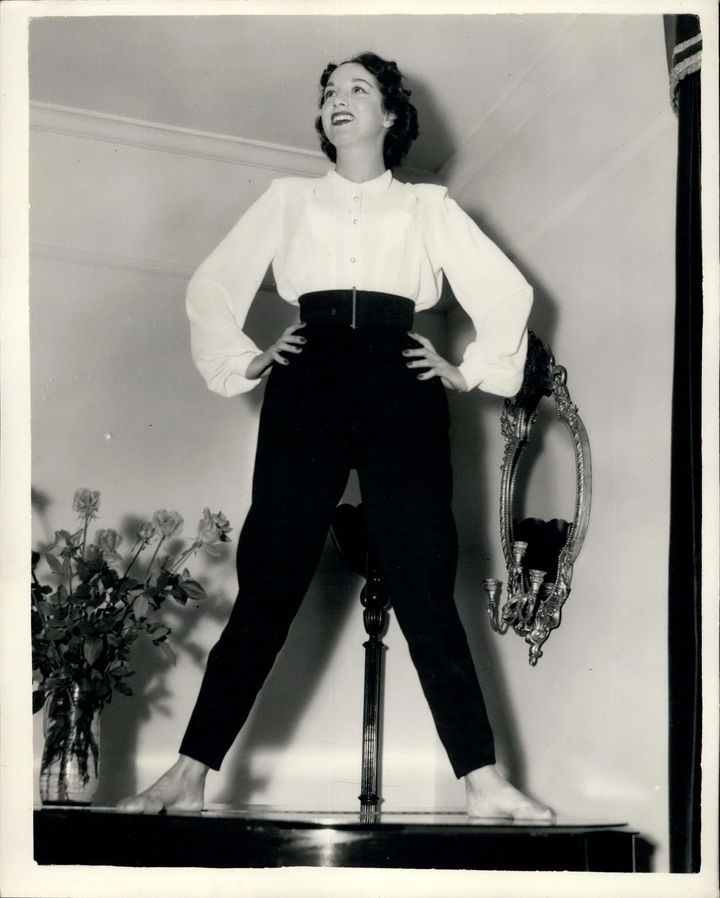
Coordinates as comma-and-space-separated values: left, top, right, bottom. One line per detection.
1, 1, 717, 896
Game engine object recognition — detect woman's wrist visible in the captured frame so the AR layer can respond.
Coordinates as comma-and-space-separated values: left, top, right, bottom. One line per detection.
455, 368, 469, 392
246, 323, 306, 380
245, 351, 271, 381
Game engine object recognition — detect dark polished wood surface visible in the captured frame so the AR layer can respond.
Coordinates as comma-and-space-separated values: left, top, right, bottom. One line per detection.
34, 806, 639, 871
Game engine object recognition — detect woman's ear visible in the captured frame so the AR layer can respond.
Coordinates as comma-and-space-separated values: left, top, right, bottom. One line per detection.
384, 111, 397, 129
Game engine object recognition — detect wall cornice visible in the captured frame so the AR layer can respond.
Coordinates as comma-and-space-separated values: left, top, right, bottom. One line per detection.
30, 102, 431, 183
30, 102, 329, 177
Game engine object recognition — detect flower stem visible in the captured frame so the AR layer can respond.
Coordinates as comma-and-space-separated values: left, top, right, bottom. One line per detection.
124, 538, 147, 578
144, 537, 166, 586
168, 540, 201, 574
81, 516, 90, 560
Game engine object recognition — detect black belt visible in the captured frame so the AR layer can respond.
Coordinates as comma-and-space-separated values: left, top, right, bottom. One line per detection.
298, 290, 414, 330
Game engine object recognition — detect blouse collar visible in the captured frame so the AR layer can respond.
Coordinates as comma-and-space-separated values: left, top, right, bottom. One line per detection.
327, 168, 393, 194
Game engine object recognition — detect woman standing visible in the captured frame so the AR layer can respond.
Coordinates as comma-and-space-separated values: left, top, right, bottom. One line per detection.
119, 53, 553, 821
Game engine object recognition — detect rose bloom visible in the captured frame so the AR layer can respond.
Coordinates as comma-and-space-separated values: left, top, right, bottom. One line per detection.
197, 508, 220, 547
197, 508, 232, 555
95, 528, 122, 554
198, 508, 232, 545
73, 488, 100, 519
211, 510, 232, 540
152, 509, 184, 538
137, 522, 156, 542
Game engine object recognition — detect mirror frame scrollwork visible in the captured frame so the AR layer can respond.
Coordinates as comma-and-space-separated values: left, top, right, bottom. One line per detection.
483, 331, 592, 665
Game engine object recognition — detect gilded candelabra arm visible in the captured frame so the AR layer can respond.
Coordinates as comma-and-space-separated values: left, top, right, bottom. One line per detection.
483, 543, 548, 635
482, 578, 511, 633
526, 555, 573, 665
519, 569, 547, 625
508, 541, 528, 594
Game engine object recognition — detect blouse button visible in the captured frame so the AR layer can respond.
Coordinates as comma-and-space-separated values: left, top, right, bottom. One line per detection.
353, 218, 359, 225
350, 257, 356, 263
353, 196, 360, 202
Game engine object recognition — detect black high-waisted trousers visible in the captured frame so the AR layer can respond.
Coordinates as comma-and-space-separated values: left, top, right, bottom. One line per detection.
179, 291, 496, 778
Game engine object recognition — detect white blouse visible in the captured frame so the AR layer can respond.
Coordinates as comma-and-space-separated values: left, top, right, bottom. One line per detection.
186, 168, 532, 397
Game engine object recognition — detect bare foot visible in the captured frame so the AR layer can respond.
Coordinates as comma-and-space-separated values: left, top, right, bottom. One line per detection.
464, 764, 555, 822
117, 755, 209, 814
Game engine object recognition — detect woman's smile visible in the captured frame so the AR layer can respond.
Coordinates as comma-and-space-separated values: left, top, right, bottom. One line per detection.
320, 62, 394, 148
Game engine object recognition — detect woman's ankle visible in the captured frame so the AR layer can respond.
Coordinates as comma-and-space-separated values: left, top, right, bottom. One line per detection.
464, 763, 502, 789
173, 754, 210, 779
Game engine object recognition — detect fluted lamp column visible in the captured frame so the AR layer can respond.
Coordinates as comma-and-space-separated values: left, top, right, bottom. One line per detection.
358, 564, 389, 823
329, 503, 389, 822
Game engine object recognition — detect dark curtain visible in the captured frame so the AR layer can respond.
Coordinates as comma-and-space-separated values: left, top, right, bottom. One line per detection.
663, 14, 703, 874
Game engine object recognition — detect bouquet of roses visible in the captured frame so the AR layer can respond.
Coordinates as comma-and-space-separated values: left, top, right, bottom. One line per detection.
32, 487, 232, 720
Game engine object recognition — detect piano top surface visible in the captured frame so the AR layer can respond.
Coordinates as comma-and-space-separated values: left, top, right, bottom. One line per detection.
35, 805, 631, 833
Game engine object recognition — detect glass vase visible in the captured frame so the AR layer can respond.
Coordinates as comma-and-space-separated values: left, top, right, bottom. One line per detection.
39, 684, 100, 805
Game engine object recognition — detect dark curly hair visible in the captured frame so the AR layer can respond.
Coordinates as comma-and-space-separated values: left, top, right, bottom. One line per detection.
315, 52, 419, 170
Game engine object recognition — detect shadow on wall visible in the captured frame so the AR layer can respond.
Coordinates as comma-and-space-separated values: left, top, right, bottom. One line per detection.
443, 221, 561, 797
93, 562, 234, 805
213, 544, 359, 806
403, 75, 455, 177
459, 202, 561, 344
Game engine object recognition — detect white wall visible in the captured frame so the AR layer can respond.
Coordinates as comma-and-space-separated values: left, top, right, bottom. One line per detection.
30, 109, 451, 813
442, 16, 676, 870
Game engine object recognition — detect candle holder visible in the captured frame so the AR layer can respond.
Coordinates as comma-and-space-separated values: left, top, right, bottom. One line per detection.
483, 544, 552, 633
483, 539, 559, 663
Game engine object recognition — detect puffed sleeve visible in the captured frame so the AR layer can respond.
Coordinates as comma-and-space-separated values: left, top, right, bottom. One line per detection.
185, 179, 282, 396
426, 187, 532, 397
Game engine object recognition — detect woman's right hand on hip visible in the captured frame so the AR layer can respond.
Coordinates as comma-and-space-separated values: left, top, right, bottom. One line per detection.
246, 323, 307, 380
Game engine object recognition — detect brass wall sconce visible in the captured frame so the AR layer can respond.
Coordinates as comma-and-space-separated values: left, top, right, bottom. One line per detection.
483, 332, 592, 665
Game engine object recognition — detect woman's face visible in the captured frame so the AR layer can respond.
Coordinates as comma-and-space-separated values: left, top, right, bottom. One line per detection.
320, 62, 395, 157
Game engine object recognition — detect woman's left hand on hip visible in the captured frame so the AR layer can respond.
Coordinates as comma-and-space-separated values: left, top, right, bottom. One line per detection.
403, 332, 469, 392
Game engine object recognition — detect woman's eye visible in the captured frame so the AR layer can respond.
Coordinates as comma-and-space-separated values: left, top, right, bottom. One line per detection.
352, 86, 367, 94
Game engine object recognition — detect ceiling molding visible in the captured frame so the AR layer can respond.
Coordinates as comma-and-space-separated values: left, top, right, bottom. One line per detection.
30, 102, 433, 183
30, 102, 330, 177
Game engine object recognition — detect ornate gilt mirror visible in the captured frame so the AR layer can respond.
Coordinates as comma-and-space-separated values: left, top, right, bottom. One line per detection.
483, 331, 592, 665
